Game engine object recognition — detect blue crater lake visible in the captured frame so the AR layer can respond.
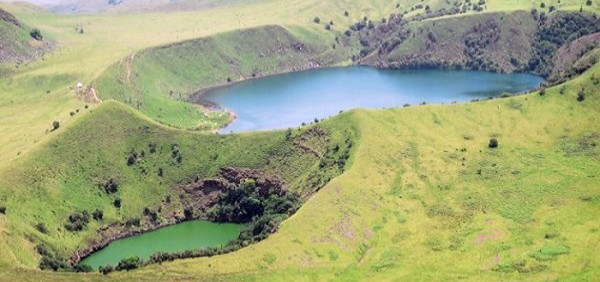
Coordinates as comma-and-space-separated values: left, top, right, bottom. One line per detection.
201, 67, 544, 133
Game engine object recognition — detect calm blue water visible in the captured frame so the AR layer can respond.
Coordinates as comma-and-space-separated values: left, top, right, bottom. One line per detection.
202, 67, 544, 133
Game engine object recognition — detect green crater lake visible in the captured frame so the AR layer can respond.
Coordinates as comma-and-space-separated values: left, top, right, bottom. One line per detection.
80, 220, 242, 269
201, 67, 544, 133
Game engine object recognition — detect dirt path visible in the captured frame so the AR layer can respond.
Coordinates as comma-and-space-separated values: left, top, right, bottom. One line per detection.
125, 52, 136, 83
89, 87, 101, 103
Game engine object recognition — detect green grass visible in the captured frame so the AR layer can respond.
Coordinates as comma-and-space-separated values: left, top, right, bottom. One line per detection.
0, 0, 599, 281
0, 99, 357, 269
94, 25, 353, 129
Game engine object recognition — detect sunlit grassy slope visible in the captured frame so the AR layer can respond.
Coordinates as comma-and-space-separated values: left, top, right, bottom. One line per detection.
1, 0, 596, 165
1, 56, 598, 282
0, 0, 599, 281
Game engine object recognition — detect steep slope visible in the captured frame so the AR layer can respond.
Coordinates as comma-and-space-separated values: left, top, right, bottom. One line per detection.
0, 7, 48, 70
0, 60, 598, 282
0, 99, 358, 269
358, 11, 600, 78
94, 25, 352, 130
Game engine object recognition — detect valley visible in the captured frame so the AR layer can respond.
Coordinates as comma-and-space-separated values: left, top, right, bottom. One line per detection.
0, 0, 598, 281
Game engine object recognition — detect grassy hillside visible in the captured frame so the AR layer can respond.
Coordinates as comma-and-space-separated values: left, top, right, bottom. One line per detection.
0, 0, 598, 281
0, 0, 399, 165
0, 99, 357, 269
0, 7, 49, 72
359, 10, 600, 76
0, 57, 598, 282
94, 25, 353, 130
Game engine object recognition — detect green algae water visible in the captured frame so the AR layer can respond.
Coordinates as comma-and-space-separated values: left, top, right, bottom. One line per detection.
201, 67, 544, 133
80, 220, 242, 269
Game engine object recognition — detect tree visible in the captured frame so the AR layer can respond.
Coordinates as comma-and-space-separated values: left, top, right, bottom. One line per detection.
0, 206, 6, 214
577, 89, 585, 102
52, 121, 60, 131
488, 138, 499, 148
114, 198, 122, 208
344, 11, 349, 17
313, 17, 320, 24
586, 0, 593, 6
92, 209, 103, 221
30, 28, 43, 40
35, 223, 48, 234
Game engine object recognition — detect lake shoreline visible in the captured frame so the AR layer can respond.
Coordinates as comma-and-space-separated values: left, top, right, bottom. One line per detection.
190, 66, 545, 133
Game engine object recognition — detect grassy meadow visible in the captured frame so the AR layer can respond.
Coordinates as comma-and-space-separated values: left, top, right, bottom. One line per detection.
0, 0, 598, 281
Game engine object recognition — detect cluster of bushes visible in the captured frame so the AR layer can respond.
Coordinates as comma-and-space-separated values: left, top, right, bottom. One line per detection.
30, 28, 43, 40
100, 178, 119, 194
528, 12, 600, 77
209, 178, 300, 223
171, 144, 183, 164
464, 20, 501, 71
37, 244, 91, 272
64, 211, 90, 232
127, 148, 145, 166
319, 138, 352, 170
64, 209, 103, 232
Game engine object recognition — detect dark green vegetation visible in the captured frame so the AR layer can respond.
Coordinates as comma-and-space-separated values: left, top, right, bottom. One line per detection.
358, 11, 600, 80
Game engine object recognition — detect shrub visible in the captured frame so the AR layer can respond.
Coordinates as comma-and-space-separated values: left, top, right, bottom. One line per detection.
559, 85, 566, 94
114, 198, 122, 208
74, 264, 93, 272
39, 256, 69, 271
92, 209, 103, 221
35, 244, 51, 256
65, 211, 90, 232
101, 178, 119, 194
184, 207, 194, 219
313, 17, 320, 24
540, 3, 546, 8
35, 223, 49, 234
488, 138, 499, 148
30, 28, 43, 40
127, 150, 137, 166
52, 121, 60, 131
539, 87, 546, 96
148, 142, 157, 153
577, 89, 585, 102
99, 265, 114, 275
125, 218, 141, 227
325, 24, 331, 30
116, 256, 141, 271
344, 11, 349, 17
0, 206, 5, 214
586, 0, 592, 6
157, 167, 163, 177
